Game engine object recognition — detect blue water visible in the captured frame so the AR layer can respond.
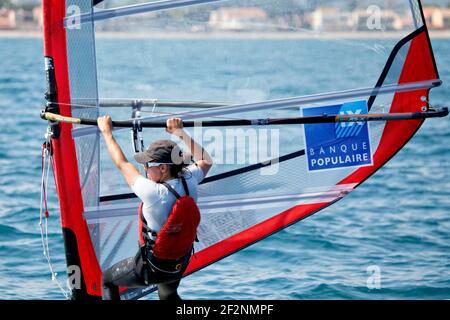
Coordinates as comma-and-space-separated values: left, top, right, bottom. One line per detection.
0, 36, 449, 300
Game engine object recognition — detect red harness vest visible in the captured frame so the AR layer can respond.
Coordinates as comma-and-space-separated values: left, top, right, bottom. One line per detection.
138, 176, 200, 261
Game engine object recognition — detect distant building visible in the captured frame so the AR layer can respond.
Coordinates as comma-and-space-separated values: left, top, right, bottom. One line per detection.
273, 14, 304, 31
32, 6, 42, 28
13, 8, 38, 30
209, 7, 268, 31
0, 9, 16, 29
423, 7, 450, 30
309, 7, 353, 32
351, 9, 403, 31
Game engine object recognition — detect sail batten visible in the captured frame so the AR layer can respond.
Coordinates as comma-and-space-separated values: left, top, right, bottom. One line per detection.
65, 0, 227, 27
70, 79, 441, 139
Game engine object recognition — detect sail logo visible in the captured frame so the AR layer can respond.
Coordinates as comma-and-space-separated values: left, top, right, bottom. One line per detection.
302, 100, 373, 172
335, 107, 365, 138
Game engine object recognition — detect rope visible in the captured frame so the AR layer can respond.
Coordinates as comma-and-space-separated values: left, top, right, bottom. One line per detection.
39, 131, 70, 299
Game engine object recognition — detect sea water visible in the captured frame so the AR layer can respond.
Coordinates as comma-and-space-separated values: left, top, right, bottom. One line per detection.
0, 37, 449, 300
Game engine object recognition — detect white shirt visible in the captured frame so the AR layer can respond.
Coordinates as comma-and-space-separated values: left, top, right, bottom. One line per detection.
131, 164, 204, 235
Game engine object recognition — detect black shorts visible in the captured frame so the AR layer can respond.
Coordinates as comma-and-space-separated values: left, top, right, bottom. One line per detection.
103, 250, 190, 289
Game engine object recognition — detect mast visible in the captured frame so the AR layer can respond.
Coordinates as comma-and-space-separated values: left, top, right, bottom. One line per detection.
42, 0, 102, 300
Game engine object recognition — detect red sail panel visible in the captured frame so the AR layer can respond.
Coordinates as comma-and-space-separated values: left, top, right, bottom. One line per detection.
43, 0, 102, 298
339, 31, 438, 187
185, 202, 331, 275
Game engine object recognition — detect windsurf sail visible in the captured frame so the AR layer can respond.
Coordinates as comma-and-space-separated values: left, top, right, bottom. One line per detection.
41, 0, 446, 300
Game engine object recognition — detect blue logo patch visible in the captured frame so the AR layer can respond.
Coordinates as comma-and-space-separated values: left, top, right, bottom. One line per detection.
302, 100, 373, 172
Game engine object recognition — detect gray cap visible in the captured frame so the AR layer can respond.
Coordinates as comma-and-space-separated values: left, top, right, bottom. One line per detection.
134, 140, 183, 164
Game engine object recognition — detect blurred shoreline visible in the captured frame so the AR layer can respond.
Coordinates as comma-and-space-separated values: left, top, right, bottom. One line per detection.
2, 30, 450, 40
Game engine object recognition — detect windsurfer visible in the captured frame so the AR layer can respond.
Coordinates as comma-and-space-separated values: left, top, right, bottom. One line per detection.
97, 116, 212, 300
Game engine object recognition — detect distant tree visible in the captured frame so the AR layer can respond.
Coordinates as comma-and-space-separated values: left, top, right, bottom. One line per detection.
348, 0, 359, 11
259, 0, 307, 17
0, 0, 13, 9
298, 0, 319, 12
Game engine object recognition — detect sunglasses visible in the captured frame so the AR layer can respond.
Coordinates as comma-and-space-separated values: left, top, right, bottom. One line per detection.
144, 162, 171, 169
